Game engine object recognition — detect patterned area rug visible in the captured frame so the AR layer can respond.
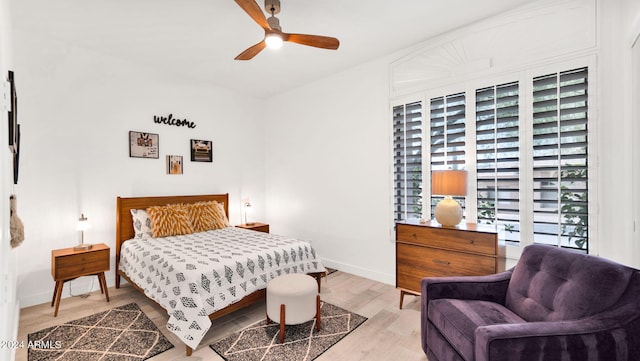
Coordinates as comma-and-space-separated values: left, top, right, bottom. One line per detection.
28, 303, 174, 361
210, 302, 366, 361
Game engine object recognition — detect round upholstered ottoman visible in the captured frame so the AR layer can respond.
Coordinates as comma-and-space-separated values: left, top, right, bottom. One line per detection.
266, 273, 321, 343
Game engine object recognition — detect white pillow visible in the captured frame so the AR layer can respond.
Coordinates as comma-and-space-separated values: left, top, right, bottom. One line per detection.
130, 209, 153, 239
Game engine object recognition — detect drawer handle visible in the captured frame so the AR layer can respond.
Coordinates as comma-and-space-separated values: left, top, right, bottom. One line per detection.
432, 259, 451, 265
469, 240, 475, 244
412, 233, 418, 239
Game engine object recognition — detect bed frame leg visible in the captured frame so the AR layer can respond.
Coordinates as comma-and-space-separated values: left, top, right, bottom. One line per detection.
186, 346, 193, 356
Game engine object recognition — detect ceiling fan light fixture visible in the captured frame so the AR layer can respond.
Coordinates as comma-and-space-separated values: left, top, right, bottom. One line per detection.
265, 33, 283, 49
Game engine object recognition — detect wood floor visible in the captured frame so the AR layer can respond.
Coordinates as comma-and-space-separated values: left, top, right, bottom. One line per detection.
16, 271, 428, 361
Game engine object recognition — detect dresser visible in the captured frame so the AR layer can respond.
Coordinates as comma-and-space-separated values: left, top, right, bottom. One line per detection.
396, 220, 505, 308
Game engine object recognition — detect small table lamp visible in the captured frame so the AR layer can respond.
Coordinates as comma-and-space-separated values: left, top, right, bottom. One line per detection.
432, 170, 467, 227
242, 200, 254, 226
74, 213, 93, 251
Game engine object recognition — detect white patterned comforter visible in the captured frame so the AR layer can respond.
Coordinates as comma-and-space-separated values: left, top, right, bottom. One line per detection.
118, 227, 326, 350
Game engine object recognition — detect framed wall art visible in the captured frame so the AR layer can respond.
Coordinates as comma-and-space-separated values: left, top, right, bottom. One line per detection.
166, 155, 183, 174
129, 131, 159, 159
190, 139, 212, 162
7, 70, 17, 153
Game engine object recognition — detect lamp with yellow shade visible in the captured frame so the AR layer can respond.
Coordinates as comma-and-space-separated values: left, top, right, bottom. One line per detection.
432, 170, 467, 227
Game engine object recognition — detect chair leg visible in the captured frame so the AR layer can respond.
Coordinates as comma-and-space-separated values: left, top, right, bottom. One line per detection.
316, 295, 321, 331
279, 304, 286, 344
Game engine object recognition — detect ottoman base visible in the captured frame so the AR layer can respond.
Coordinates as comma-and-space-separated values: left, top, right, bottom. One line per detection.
267, 294, 321, 343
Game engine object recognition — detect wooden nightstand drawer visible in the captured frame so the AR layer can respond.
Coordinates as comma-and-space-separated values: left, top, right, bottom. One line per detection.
397, 223, 496, 255
52, 244, 110, 280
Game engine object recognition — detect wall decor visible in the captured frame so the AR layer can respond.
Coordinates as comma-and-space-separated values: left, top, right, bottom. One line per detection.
7, 71, 20, 184
129, 131, 159, 159
7, 70, 17, 152
154, 113, 196, 129
166, 155, 183, 174
190, 139, 212, 162
13, 124, 20, 184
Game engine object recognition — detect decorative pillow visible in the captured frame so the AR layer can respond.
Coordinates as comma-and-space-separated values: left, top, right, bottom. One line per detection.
186, 201, 227, 232
146, 204, 194, 238
215, 201, 230, 227
130, 209, 153, 239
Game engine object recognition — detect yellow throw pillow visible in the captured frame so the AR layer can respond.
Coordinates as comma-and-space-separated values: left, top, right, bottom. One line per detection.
215, 202, 230, 227
187, 201, 227, 232
147, 204, 194, 238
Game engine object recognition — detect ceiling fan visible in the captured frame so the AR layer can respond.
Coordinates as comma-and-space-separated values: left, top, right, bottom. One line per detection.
234, 0, 340, 60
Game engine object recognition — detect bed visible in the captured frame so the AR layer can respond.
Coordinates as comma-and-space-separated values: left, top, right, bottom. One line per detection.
115, 194, 326, 355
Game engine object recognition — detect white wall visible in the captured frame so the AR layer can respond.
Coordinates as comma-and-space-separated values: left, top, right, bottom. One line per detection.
12, 25, 267, 307
264, 57, 396, 284
264, 0, 640, 285
597, 0, 639, 266
629, 0, 640, 268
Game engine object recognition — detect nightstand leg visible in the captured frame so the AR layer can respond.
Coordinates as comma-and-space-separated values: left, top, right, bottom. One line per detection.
53, 281, 63, 317
51, 281, 60, 307
98, 273, 110, 302
97, 273, 105, 294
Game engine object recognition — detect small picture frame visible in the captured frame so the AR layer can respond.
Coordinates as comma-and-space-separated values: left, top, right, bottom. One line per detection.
190, 139, 213, 162
129, 131, 159, 159
166, 155, 183, 174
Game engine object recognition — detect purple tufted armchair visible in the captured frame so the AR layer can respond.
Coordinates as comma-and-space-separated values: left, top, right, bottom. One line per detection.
421, 244, 640, 361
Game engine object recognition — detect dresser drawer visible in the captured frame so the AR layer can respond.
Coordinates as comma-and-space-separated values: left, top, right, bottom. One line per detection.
397, 223, 496, 256
396, 243, 496, 293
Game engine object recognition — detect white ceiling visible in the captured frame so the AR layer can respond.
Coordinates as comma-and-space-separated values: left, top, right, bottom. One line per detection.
12, 0, 537, 98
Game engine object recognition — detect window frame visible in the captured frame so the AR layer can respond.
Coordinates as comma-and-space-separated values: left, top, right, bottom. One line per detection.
391, 56, 598, 259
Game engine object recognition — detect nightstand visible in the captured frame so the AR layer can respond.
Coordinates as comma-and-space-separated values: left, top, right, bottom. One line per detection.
51, 243, 110, 316
236, 222, 270, 233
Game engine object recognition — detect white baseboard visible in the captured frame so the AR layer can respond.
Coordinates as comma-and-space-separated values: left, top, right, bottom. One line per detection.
320, 258, 395, 286
0, 301, 20, 361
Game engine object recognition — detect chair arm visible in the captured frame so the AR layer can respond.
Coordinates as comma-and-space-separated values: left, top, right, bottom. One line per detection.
475, 310, 640, 361
421, 270, 513, 306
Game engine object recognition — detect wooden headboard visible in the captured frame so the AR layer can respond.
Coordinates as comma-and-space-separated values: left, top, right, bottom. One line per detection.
115, 193, 229, 287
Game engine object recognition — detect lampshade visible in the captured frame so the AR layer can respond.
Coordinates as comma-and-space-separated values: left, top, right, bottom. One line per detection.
242, 200, 254, 225
431, 170, 467, 196
74, 213, 93, 250
432, 170, 467, 227
76, 213, 91, 231
265, 33, 283, 49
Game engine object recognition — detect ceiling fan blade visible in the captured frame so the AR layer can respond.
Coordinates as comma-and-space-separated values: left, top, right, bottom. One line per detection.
283, 33, 340, 50
234, 0, 271, 31
235, 40, 267, 60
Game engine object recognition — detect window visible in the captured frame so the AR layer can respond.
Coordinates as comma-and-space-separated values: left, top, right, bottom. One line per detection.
429, 93, 466, 217
532, 67, 588, 250
393, 65, 590, 251
475, 82, 521, 243
393, 101, 422, 222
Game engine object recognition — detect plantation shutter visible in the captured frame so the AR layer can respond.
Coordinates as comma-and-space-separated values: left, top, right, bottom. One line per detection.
475, 82, 521, 243
393, 101, 423, 222
532, 67, 588, 250
430, 93, 466, 216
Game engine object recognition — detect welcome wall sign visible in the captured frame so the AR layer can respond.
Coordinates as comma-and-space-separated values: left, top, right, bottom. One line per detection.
154, 113, 196, 129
